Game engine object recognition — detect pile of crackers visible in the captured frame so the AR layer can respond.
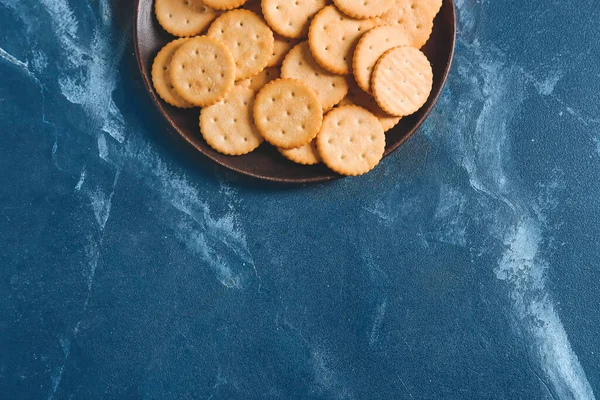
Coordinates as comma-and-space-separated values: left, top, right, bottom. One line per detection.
152, 0, 440, 176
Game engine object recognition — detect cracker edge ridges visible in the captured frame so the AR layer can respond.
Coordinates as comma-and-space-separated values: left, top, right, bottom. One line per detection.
202, 0, 248, 11
154, 0, 220, 37
253, 77, 323, 149
371, 46, 433, 118
207, 9, 275, 81
277, 141, 321, 165
198, 86, 263, 156
307, 6, 350, 75
351, 26, 376, 92
316, 104, 385, 176
332, 0, 392, 19
151, 38, 195, 108
170, 36, 236, 107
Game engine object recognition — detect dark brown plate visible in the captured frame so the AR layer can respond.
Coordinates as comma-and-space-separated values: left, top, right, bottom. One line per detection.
134, 0, 456, 183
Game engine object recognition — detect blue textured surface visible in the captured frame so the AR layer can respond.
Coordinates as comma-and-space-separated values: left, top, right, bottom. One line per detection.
1, 0, 599, 399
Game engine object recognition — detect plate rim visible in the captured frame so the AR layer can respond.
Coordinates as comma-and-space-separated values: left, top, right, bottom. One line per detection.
133, 0, 456, 184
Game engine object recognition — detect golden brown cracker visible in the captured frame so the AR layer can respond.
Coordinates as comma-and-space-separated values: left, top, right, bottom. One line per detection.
207, 10, 275, 80
316, 105, 385, 175
200, 86, 263, 155
170, 35, 236, 107
344, 84, 400, 131
253, 78, 323, 148
242, 0, 300, 68
281, 42, 348, 111
352, 25, 409, 93
262, 0, 330, 39
155, 0, 221, 37
420, 0, 443, 19
269, 34, 300, 67
202, 0, 248, 11
308, 5, 375, 75
236, 78, 252, 87
332, 0, 394, 19
246, 67, 280, 91
279, 139, 321, 164
151, 38, 194, 108
371, 45, 433, 117
374, 0, 434, 48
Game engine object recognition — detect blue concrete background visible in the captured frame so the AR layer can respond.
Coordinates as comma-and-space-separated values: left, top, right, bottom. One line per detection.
1, 0, 599, 399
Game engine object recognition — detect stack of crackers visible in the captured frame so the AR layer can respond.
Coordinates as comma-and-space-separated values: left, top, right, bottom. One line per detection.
152, 0, 440, 176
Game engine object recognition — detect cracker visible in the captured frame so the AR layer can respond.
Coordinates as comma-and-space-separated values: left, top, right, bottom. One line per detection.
374, 0, 436, 48
281, 42, 348, 111
269, 34, 300, 66
246, 67, 280, 91
170, 36, 236, 107
236, 78, 252, 87
207, 10, 274, 80
253, 78, 323, 149
336, 97, 352, 107
242, 0, 301, 68
342, 83, 400, 131
200, 86, 263, 155
308, 5, 375, 75
237, 67, 278, 91
262, 0, 330, 39
371, 45, 433, 117
316, 105, 385, 175
278, 139, 321, 165
151, 38, 194, 108
419, 0, 443, 19
155, 0, 221, 37
202, 0, 248, 11
332, 0, 394, 19
352, 25, 409, 93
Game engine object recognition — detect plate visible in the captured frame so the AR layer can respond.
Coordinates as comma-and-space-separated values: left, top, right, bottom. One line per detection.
134, 0, 456, 183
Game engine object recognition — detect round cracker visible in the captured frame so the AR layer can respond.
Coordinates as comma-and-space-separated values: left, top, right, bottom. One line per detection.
332, 0, 393, 19
245, 67, 280, 91
155, 0, 221, 37
281, 42, 348, 111
352, 25, 409, 93
342, 83, 400, 131
202, 0, 248, 11
269, 34, 300, 67
253, 78, 323, 149
308, 5, 375, 75
278, 139, 321, 165
374, 0, 435, 48
371, 46, 433, 117
200, 86, 263, 155
207, 10, 275, 80
170, 36, 236, 107
236, 78, 252, 87
151, 38, 194, 108
317, 105, 385, 176
262, 0, 330, 39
